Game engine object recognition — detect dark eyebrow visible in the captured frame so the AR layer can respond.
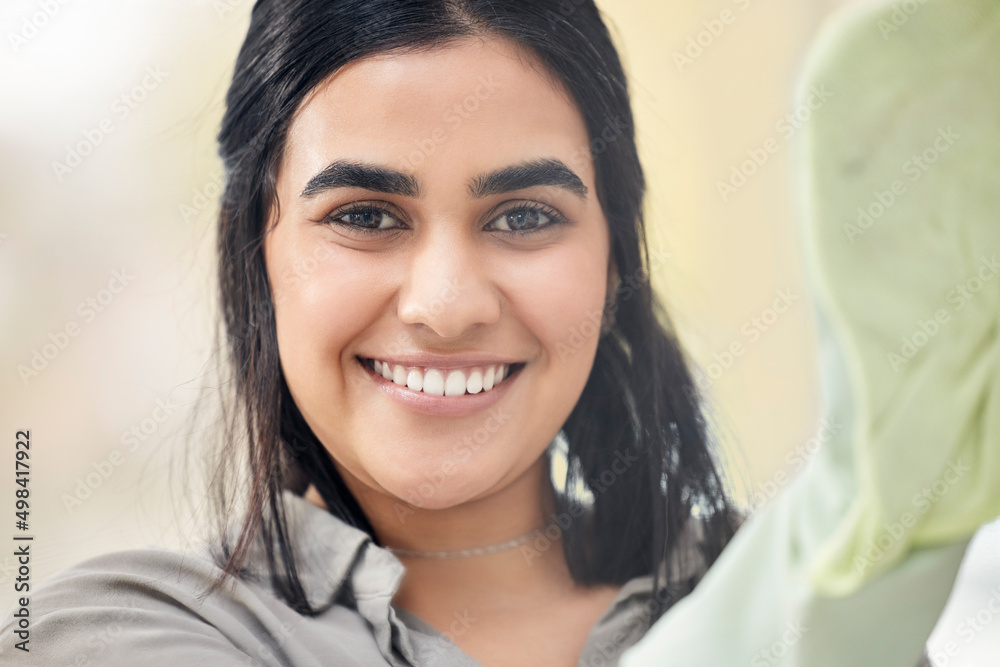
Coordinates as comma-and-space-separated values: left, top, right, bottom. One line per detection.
469, 159, 588, 199
300, 160, 420, 198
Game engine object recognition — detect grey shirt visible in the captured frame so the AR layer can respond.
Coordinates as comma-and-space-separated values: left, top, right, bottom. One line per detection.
1, 491, 698, 666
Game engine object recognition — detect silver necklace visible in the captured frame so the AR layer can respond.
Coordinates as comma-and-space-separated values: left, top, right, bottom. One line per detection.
384, 523, 554, 559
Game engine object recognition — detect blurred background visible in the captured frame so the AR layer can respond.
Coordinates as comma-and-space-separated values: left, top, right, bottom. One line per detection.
0, 0, 995, 663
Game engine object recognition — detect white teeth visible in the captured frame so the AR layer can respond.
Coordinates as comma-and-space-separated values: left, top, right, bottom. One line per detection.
367, 358, 517, 397
422, 369, 445, 396
406, 368, 423, 391
445, 370, 467, 396
467, 369, 483, 394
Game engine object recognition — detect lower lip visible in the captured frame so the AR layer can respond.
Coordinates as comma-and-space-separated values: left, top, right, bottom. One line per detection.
358, 357, 522, 417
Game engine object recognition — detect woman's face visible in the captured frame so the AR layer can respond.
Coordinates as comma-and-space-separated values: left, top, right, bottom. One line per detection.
265, 37, 612, 513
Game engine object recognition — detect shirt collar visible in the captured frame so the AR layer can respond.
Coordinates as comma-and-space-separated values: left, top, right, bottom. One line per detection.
209, 489, 401, 612
210, 490, 420, 665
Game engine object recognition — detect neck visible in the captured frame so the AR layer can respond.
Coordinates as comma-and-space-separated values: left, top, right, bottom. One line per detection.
306, 456, 576, 613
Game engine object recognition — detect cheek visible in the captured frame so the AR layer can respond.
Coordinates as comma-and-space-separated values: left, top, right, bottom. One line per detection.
267, 232, 381, 396
488, 241, 609, 470
507, 242, 610, 378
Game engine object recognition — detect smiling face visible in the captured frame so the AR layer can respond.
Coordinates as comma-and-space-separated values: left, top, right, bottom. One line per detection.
264, 36, 612, 515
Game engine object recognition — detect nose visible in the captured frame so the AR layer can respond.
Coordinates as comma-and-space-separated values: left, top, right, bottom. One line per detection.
396, 230, 501, 339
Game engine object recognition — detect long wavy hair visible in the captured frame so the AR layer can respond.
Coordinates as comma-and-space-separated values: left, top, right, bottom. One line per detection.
209, 0, 739, 620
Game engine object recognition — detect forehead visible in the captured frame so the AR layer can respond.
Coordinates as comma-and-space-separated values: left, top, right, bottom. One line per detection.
278, 36, 594, 189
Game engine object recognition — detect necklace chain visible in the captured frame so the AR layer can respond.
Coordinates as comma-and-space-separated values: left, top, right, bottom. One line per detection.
384, 523, 554, 559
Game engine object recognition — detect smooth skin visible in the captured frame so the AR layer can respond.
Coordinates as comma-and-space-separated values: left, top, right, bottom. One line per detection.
265, 36, 621, 666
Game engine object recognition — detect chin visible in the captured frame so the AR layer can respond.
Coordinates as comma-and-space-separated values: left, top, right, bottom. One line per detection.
373, 460, 504, 512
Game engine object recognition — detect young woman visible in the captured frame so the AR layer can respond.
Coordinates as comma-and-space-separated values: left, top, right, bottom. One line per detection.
207, 0, 739, 664
1, 2, 737, 666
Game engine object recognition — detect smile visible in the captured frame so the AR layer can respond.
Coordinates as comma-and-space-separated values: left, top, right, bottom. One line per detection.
358, 357, 525, 397
357, 355, 525, 418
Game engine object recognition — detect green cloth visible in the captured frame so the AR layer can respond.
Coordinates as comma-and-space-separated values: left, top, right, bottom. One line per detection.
622, 0, 1000, 664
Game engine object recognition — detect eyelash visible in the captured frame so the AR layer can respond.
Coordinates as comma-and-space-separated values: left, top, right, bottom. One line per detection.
321, 201, 568, 238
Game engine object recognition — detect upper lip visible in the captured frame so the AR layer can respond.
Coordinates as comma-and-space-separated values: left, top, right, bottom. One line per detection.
358, 353, 523, 370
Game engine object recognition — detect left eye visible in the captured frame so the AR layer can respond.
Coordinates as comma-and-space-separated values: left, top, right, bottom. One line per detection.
488, 205, 564, 234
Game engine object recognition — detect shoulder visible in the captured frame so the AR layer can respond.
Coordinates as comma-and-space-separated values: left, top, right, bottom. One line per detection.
0, 547, 291, 666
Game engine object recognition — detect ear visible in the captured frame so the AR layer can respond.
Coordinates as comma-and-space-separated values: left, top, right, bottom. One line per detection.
603, 255, 619, 334
606, 254, 620, 301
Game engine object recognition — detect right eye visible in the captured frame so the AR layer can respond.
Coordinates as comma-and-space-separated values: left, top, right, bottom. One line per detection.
323, 203, 405, 236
